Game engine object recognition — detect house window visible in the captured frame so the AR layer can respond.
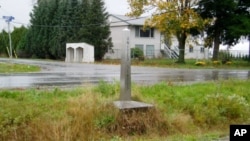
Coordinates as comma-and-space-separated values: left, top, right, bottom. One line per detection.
135, 26, 154, 38
189, 46, 193, 53
135, 44, 144, 51
200, 47, 205, 53
146, 45, 154, 58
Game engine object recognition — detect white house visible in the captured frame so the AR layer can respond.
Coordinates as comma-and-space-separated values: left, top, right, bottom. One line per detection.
65, 43, 94, 63
105, 14, 209, 60
105, 14, 163, 59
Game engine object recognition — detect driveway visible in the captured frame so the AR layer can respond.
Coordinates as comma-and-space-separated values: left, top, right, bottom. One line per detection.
0, 58, 249, 89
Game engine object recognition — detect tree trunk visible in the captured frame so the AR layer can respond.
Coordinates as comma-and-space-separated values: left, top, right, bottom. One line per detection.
248, 35, 250, 62
176, 32, 187, 64
212, 31, 220, 61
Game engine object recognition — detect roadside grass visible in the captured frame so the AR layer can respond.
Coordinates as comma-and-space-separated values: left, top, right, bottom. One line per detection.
97, 59, 250, 69
0, 62, 40, 73
1, 79, 250, 140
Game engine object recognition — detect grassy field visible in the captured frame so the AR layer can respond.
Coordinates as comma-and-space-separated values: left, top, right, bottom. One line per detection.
1, 79, 249, 141
97, 59, 250, 69
0, 62, 40, 73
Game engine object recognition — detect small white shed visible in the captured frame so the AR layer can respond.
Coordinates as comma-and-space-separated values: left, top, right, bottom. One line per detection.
65, 43, 94, 63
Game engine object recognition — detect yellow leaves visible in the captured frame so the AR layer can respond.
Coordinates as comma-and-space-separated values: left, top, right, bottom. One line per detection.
127, 0, 208, 36
180, 9, 198, 28
204, 36, 213, 47
127, 0, 149, 17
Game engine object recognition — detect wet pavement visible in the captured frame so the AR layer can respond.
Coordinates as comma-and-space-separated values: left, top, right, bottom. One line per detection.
0, 58, 249, 89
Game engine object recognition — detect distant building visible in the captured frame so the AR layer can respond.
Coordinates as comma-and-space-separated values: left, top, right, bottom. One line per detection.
105, 14, 209, 60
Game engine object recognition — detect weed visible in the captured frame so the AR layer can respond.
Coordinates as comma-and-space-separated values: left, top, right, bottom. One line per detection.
95, 80, 119, 97
0, 79, 250, 140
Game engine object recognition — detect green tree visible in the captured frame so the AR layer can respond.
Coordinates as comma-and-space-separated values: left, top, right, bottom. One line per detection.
127, 0, 206, 63
11, 26, 28, 57
63, 0, 81, 42
78, 0, 91, 42
87, 0, 113, 60
224, 0, 250, 44
48, 0, 66, 59
26, 0, 53, 58
196, 0, 249, 61
0, 27, 27, 57
0, 30, 9, 56
225, 0, 250, 61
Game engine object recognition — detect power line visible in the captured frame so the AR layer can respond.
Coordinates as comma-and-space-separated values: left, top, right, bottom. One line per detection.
0, 15, 148, 28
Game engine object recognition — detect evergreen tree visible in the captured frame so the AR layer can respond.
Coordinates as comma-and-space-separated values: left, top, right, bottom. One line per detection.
0, 30, 9, 56
48, 0, 65, 59
64, 0, 81, 42
27, 0, 52, 58
87, 0, 112, 60
78, 0, 90, 42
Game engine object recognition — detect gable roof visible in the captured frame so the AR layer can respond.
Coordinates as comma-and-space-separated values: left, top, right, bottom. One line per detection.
109, 14, 147, 27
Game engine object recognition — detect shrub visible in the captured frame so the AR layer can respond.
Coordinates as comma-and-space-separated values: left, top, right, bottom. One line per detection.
131, 48, 144, 59
225, 61, 232, 65
212, 61, 221, 65
191, 93, 249, 125
195, 61, 206, 66
222, 58, 230, 64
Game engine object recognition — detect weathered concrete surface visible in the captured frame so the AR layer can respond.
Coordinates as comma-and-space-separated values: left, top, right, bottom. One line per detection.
119, 28, 131, 101
0, 58, 249, 89
113, 101, 153, 110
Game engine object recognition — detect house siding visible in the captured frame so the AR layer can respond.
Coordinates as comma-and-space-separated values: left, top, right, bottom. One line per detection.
105, 25, 128, 59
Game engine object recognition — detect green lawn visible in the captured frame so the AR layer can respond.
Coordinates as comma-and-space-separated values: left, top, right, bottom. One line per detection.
0, 62, 40, 73
97, 59, 250, 69
1, 79, 249, 140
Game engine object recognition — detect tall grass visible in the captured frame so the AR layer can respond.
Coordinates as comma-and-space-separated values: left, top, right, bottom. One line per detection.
1, 79, 250, 140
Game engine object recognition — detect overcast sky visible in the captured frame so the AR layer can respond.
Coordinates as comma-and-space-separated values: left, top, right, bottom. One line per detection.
0, 0, 130, 30
0, 0, 248, 51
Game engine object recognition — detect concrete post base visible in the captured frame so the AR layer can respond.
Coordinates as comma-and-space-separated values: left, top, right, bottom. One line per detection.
113, 100, 153, 110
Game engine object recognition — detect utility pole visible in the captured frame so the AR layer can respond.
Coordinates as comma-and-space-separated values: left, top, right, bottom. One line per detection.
3, 16, 15, 59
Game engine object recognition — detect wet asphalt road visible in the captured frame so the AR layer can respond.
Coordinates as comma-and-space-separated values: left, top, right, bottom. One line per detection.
0, 58, 249, 89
